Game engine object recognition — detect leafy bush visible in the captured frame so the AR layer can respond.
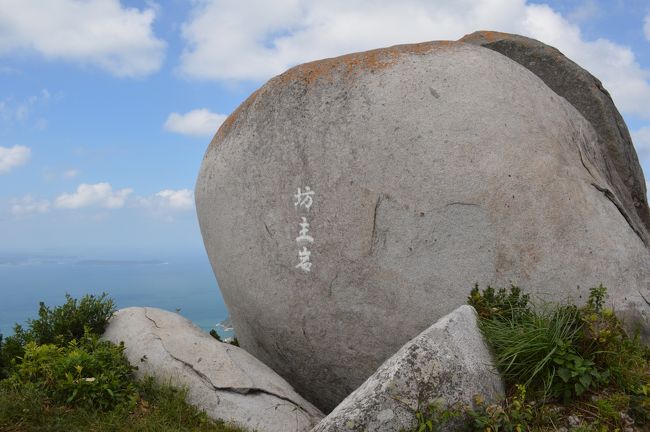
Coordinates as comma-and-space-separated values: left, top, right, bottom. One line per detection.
0, 293, 249, 431
25, 292, 115, 346
5, 330, 137, 410
0, 292, 116, 376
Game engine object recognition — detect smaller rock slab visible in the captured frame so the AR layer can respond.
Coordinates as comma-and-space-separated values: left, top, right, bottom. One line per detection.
311, 305, 504, 432
103, 307, 323, 432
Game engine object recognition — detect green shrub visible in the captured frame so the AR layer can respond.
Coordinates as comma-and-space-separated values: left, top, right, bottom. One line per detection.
5, 329, 137, 410
0, 293, 250, 431
477, 301, 592, 399
27, 292, 115, 346
0, 292, 116, 376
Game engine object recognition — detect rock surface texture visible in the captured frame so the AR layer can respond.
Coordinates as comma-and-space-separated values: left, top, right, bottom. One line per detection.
460, 31, 650, 247
103, 307, 323, 432
311, 305, 504, 432
195, 35, 650, 411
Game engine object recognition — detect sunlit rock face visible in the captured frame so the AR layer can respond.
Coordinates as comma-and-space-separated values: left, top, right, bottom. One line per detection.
195, 34, 650, 412
103, 307, 323, 432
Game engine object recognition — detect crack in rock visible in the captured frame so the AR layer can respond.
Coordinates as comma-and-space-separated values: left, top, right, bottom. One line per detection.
576, 141, 647, 247
591, 183, 646, 246
141, 308, 312, 416
445, 202, 479, 207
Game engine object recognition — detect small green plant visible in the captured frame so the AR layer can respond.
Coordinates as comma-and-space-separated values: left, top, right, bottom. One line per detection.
477, 302, 587, 398
550, 340, 608, 403
466, 384, 534, 432
404, 399, 460, 432
209, 329, 223, 342
468, 284, 530, 321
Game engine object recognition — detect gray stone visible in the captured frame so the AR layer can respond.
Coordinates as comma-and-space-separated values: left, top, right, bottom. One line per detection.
459, 31, 650, 247
102, 307, 323, 432
311, 305, 505, 432
195, 38, 650, 411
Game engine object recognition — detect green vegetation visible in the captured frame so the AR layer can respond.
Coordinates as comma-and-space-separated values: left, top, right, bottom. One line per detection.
0, 294, 246, 432
409, 284, 649, 431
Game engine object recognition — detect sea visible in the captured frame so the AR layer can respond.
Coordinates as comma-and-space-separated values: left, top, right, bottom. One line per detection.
0, 250, 232, 339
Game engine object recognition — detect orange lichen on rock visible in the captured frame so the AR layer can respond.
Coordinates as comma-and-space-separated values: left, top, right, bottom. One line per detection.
211, 87, 262, 146
271, 40, 459, 88
212, 40, 461, 145
459, 30, 511, 44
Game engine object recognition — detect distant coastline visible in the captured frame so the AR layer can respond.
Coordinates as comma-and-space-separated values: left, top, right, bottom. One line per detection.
0, 250, 230, 338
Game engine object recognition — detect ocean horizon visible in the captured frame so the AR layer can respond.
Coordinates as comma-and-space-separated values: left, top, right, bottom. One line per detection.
0, 249, 231, 338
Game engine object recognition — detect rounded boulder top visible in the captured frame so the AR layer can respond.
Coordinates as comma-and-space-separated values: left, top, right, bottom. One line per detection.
196, 34, 650, 412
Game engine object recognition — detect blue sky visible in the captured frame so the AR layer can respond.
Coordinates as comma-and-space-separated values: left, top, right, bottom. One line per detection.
1, 0, 649, 255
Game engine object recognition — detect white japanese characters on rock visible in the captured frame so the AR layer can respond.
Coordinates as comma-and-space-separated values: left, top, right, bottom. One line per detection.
293, 187, 314, 272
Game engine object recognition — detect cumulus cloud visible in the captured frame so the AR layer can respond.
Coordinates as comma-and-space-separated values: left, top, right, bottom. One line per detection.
0, 145, 30, 173
164, 109, 227, 137
0, 0, 165, 77
135, 188, 194, 221
54, 182, 133, 209
153, 189, 194, 210
137, 189, 194, 210
179, 0, 650, 118
10, 195, 50, 216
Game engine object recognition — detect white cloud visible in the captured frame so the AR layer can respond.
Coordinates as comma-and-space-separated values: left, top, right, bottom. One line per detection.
54, 182, 133, 209
135, 188, 194, 221
179, 0, 650, 118
0, 145, 30, 173
137, 189, 194, 211
645, 12, 650, 41
154, 189, 194, 210
0, 0, 165, 77
10, 195, 50, 216
164, 109, 227, 137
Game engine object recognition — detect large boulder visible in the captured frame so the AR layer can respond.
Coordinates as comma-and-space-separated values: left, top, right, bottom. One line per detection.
311, 305, 505, 432
103, 307, 323, 432
195, 37, 650, 411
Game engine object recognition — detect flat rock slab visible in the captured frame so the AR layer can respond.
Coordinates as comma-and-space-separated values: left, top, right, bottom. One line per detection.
196, 36, 650, 411
103, 307, 323, 432
311, 305, 505, 432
